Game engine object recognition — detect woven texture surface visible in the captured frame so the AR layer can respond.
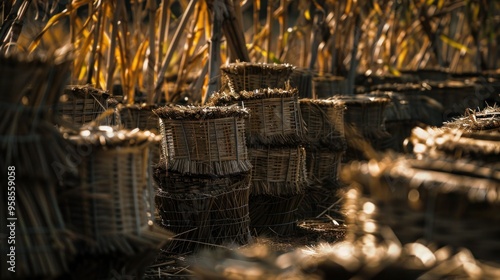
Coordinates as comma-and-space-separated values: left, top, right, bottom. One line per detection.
58, 85, 109, 125
300, 98, 346, 151
155, 172, 251, 253
58, 141, 165, 255
248, 146, 309, 195
159, 116, 251, 176
220, 62, 295, 92
305, 148, 343, 186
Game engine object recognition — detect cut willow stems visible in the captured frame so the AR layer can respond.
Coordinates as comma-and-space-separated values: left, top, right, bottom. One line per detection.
154, 0, 198, 101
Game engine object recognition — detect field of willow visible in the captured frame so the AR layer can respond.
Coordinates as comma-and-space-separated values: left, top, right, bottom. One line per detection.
1, 1, 500, 279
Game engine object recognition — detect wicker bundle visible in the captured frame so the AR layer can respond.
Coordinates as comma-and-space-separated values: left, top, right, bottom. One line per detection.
211, 88, 306, 146
116, 103, 161, 164
289, 67, 313, 98
58, 85, 110, 126
342, 155, 500, 262
154, 105, 252, 176
1, 52, 76, 181
305, 148, 344, 186
59, 126, 169, 255
220, 62, 295, 92
249, 193, 305, 236
299, 98, 346, 151
333, 94, 391, 136
154, 171, 252, 253
117, 103, 159, 131
248, 146, 309, 196
312, 74, 348, 98
0, 179, 75, 279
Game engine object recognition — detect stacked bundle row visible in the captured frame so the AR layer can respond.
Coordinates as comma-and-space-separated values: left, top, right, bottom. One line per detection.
153, 105, 252, 252
298, 98, 347, 218
213, 62, 308, 236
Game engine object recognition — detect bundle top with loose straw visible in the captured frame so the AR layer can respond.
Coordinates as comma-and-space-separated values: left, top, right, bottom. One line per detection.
209, 87, 299, 105
220, 62, 296, 75
154, 104, 250, 120
64, 126, 160, 148
444, 106, 500, 132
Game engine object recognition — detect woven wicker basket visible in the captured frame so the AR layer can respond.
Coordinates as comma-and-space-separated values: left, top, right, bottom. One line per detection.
210, 88, 306, 146
305, 148, 343, 186
248, 146, 309, 196
58, 85, 110, 125
312, 74, 348, 98
342, 156, 500, 263
249, 193, 305, 236
220, 62, 295, 92
58, 127, 168, 255
299, 98, 346, 151
155, 105, 252, 176
155, 171, 252, 253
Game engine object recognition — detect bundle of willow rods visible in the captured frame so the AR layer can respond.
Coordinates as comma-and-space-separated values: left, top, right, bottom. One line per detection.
154, 168, 252, 253
248, 146, 309, 196
0, 179, 75, 279
299, 98, 346, 151
312, 74, 348, 98
58, 126, 169, 255
249, 193, 305, 236
0, 51, 76, 279
220, 62, 295, 93
0, 51, 75, 181
57, 85, 110, 126
154, 105, 252, 176
341, 154, 500, 263
210, 87, 307, 146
